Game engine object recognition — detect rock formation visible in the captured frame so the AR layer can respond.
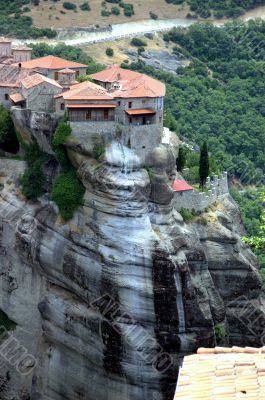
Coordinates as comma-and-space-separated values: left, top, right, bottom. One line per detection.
0, 127, 264, 400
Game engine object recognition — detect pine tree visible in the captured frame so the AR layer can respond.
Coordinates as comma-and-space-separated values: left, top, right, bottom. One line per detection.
176, 146, 186, 172
199, 141, 209, 188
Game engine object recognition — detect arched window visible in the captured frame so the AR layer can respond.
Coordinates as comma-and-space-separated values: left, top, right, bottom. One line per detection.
60, 103, 65, 111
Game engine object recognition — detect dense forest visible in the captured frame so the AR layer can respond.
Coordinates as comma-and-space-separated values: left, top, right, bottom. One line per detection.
166, 0, 265, 18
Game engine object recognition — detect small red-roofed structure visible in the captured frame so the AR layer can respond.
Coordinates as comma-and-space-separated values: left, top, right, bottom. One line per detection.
172, 180, 193, 192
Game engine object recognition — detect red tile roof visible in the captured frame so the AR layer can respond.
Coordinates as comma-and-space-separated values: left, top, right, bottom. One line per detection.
12, 55, 87, 70
9, 93, 25, 103
175, 347, 265, 400
92, 65, 141, 83
125, 108, 156, 115
172, 180, 193, 192
56, 80, 113, 101
92, 65, 166, 98
66, 103, 116, 109
21, 73, 62, 89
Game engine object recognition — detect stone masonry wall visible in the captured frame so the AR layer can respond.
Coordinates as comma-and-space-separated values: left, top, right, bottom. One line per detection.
173, 172, 229, 212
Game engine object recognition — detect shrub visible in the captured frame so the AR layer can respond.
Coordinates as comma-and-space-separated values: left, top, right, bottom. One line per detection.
51, 121, 85, 220
111, 6, 120, 15
106, 47, 114, 57
51, 169, 85, 221
0, 105, 19, 153
19, 140, 49, 200
80, 2, 91, 11
137, 46, 145, 55
150, 11, 158, 20
178, 208, 194, 223
101, 9, 111, 16
63, 2, 77, 10
130, 38, 147, 47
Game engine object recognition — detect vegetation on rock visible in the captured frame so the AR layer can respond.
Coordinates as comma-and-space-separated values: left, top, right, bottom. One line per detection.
0, 106, 19, 154
51, 121, 85, 221
19, 139, 49, 200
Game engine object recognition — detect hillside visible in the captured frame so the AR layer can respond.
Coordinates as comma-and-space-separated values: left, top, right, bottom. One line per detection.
8, 0, 265, 32
27, 0, 189, 29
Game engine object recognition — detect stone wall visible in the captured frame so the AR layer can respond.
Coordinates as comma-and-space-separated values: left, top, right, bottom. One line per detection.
69, 120, 161, 163
173, 172, 229, 211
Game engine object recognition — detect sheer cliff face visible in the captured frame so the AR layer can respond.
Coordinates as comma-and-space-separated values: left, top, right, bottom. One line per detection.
0, 135, 264, 400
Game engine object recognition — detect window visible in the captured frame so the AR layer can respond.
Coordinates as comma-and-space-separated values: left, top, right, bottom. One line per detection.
86, 110, 91, 120
129, 117, 132, 124
104, 110, 109, 120
75, 71, 80, 79
60, 103, 65, 111
128, 101, 132, 109
118, 101, 121, 106
4, 94, 9, 100
54, 72, 59, 81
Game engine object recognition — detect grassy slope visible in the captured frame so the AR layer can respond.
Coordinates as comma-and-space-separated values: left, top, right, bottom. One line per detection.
27, 0, 189, 29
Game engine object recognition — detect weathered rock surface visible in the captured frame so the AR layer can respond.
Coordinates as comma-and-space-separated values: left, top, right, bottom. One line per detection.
0, 132, 264, 400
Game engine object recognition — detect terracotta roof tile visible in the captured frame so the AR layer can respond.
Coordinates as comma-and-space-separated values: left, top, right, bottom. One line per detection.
125, 108, 156, 115
21, 73, 62, 89
57, 80, 113, 101
172, 180, 193, 192
92, 65, 165, 98
175, 347, 265, 400
9, 93, 25, 103
12, 55, 87, 70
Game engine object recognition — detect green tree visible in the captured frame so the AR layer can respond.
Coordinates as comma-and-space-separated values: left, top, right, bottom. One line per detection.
176, 146, 186, 172
243, 192, 265, 250
199, 141, 209, 188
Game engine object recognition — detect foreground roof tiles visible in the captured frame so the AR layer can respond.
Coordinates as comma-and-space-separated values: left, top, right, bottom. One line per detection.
12, 55, 87, 70
21, 73, 62, 89
92, 65, 165, 98
9, 93, 25, 103
57, 80, 113, 101
175, 347, 265, 400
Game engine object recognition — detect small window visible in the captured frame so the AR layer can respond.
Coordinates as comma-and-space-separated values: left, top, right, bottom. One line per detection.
129, 117, 132, 124
60, 103, 65, 111
4, 94, 9, 100
86, 110, 92, 120
75, 71, 80, 79
128, 101, 132, 109
118, 101, 121, 106
55, 72, 59, 81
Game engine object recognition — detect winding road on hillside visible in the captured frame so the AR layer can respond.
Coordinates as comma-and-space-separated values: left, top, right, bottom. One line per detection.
15, 6, 265, 48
